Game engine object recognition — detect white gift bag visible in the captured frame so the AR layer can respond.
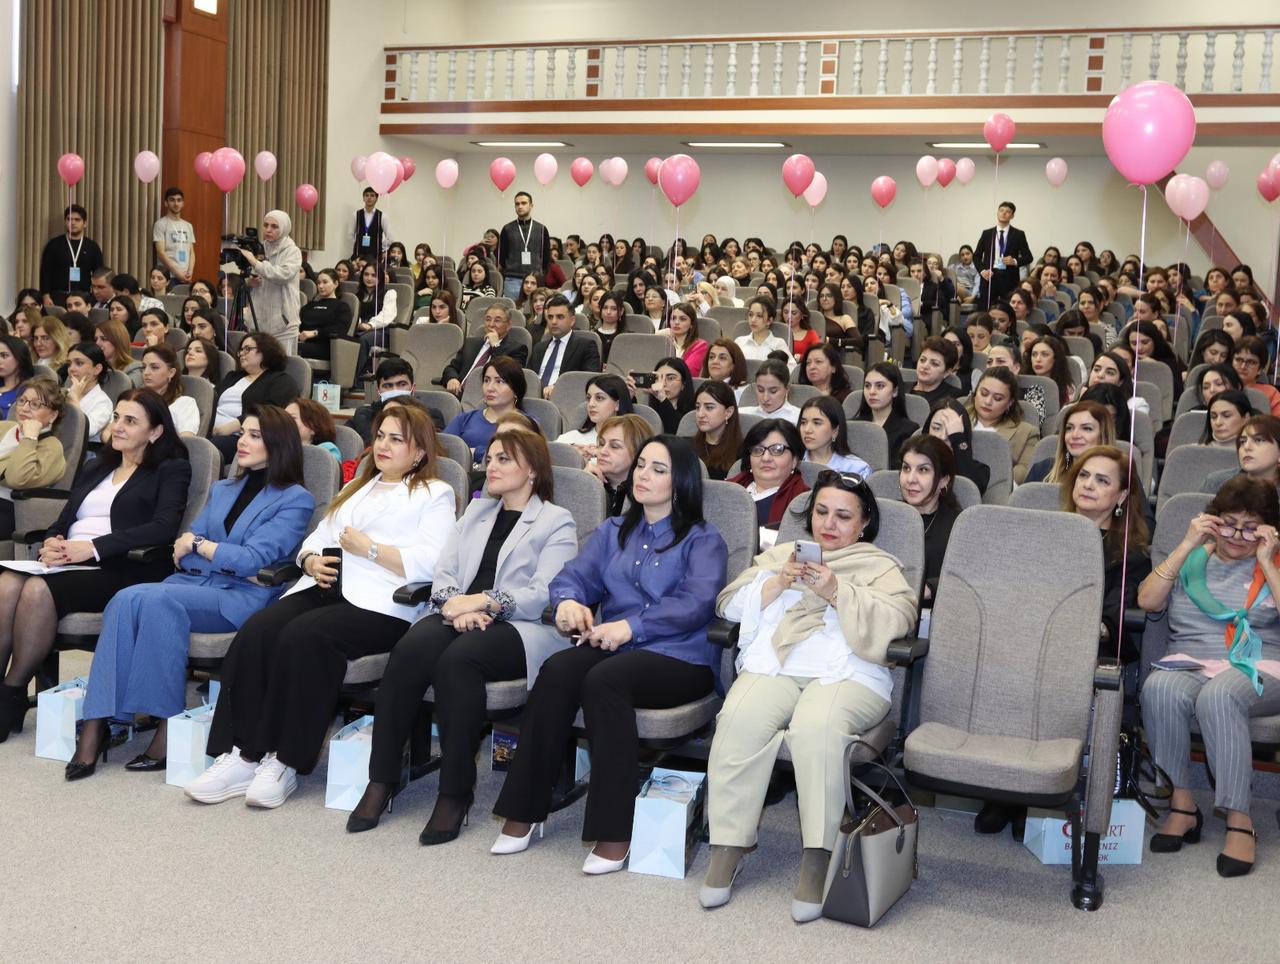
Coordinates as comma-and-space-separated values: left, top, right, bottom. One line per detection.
325, 715, 375, 811
35, 677, 88, 762
166, 704, 216, 788
1023, 799, 1145, 865
312, 381, 341, 413
629, 767, 707, 879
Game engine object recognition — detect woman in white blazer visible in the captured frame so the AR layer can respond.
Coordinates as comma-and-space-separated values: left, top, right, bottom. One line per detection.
347, 427, 578, 842
187, 405, 456, 810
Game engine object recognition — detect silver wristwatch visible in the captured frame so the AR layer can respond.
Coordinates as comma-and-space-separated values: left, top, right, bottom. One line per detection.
367, 543, 379, 562
192, 535, 205, 554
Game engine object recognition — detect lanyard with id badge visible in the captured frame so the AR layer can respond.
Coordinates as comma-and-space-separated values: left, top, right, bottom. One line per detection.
67, 236, 84, 285
517, 220, 533, 266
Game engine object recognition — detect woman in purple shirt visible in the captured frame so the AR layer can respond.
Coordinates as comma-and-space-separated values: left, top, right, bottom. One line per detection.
491, 435, 728, 875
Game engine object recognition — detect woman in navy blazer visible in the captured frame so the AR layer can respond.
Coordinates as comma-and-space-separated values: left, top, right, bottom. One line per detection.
62, 404, 312, 778
0, 389, 191, 745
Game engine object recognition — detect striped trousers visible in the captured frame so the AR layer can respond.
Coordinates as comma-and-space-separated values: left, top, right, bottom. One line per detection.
1141, 669, 1280, 813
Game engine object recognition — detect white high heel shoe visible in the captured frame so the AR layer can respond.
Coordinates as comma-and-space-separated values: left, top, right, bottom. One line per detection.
490, 822, 544, 855
582, 846, 630, 875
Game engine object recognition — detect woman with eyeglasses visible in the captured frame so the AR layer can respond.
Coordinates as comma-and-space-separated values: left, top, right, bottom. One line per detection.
491, 435, 728, 875
0, 377, 68, 539
1138, 475, 1280, 878
701, 469, 916, 919
1231, 336, 1280, 417
729, 419, 811, 536
211, 332, 297, 463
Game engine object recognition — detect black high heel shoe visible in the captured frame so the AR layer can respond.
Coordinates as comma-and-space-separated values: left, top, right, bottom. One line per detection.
1217, 826, 1257, 877
419, 795, 472, 846
0, 683, 29, 743
346, 781, 397, 833
1150, 806, 1203, 853
65, 722, 110, 781
124, 753, 167, 772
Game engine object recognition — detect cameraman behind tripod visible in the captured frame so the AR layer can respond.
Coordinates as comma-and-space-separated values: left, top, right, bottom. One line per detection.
232, 210, 302, 355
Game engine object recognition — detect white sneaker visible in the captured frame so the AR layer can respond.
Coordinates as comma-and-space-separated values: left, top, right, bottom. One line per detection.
184, 749, 258, 804
244, 753, 298, 809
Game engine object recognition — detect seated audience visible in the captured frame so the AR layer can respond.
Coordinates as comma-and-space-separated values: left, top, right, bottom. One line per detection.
0, 336, 35, 420
691, 380, 743, 481
141, 343, 200, 436
1189, 363, 1242, 412
0, 377, 68, 539
740, 359, 800, 423
798, 396, 870, 477
1203, 415, 1280, 494
64, 341, 114, 441
854, 362, 918, 468
1231, 336, 1280, 416
666, 301, 708, 375
928, 400, 990, 494
729, 418, 811, 535
183, 335, 223, 387
735, 297, 788, 361
702, 338, 750, 403
796, 343, 852, 403
211, 332, 298, 462
780, 299, 821, 362
190, 308, 226, 351
1026, 400, 1116, 483
642, 357, 695, 435
965, 367, 1040, 484
298, 268, 352, 361
443, 357, 528, 466
899, 434, 959, 602
441, 304, 529, 397
1201, 391, 1255, 447
287, 398, 341, 461
555, 374, 632, 456
137, 308, 170, 348
1023, 335, 1076, 408
912, 337, 961, 407
587, 414, 655, 515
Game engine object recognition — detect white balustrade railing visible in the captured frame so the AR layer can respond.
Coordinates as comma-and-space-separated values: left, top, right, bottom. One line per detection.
383, 27, 1280, 104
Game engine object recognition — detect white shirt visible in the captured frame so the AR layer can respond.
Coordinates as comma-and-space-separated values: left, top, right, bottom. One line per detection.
67, 472, 127, 544
169, 395, 201, 436
215, 376, 252, 425
77, 384, 113, 440
736, 333, 790, 361
740, 401, 801, 424
556, 428, 597, 447
539, 334, 571, 387
365, 288, 399, 330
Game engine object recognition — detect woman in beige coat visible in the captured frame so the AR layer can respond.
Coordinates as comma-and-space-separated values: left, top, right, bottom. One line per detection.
0, 376, 68, 539
965, 366, 1040, 484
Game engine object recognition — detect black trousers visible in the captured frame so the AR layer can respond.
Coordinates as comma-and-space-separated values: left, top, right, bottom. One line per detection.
368, 614, 526, 796
206, 587, 409, 773
493, 646, 713, 842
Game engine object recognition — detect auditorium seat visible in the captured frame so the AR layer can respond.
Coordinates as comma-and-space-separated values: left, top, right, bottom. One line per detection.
866, 468, 982, 510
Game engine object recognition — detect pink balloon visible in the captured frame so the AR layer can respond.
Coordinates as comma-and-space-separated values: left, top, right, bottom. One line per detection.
982, 113, 1016, 153
658, 154, 701, 207
294, 183, 319, 213
133, 150, 160, 184
1179, 176, 1210, 221
781, 154, 816, 197
1206, 160, 1229, 190
1044, 157, 1069, 187
1164, 173, 1190, 214
955, 157, 976, 185
1258, 169, 1280, 203
194, 152, 213, 183
254, 150, 277, 181
802, 171, 828, 207
915, 155, 939, 188
1102, 81, 1196, 185
644, 157, 662, 185
870, 175, 897, 209
1268, 152, 1280, 187
533, 152, 558, 186
388, 158, 404, 193
936, 158, 956, 188
208, 147, 246, 193
400, 157, 416, 181
489, 157, 516, 192
57, 153, 85, 187
570, 157, 594, 187
351, 155, 367, 182
435, 159, 459, 190
364, 152, 397, 194
598, 157, 617, 186
611, 157, 628, 186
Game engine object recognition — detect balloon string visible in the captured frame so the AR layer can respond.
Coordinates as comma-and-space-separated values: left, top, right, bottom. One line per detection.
986, 152, 1001, 310
223, 193, 231, 323
1272, 206, 1280, 386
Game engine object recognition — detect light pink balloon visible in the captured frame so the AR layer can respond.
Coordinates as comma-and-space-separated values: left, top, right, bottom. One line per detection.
254, 150, 277, 181
57, 153, 85, 187
208, 147, 246, 193
194, 152, 213, 183
598, 157, 617, 186
533, 152, 558, 186
802, 171, 828, 207
936, 158, 956, 187
388, 158, 405, 193
611, 157, 628, 186
915, 155, 939, 188
644, 157, 662, 185
1258, 169, 1280, 203
658, 154, 701, 207
295, 183, 319, 212
351, 155, 367, 182
1164, 173, 1189, 214
133, 150, 160, 184
955, 157, 976, 184
1044, 157, 1069, 187
870, 175, 897, 208
570, 157, 593, 187
400, 157, 417, 181
365, 151, 399, 194
1179, 176, 1210, 221
781, 154, 816, 197
1206, 160, 1229, 190
489, 157, 516, 192
435, 159, 459, 190
983, 113, 1016, 153
1102, 81, 1196, 185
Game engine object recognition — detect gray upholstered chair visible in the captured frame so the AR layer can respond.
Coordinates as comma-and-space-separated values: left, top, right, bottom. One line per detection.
1156, 445, 1238, 512
969, 429, 1013, 505
1008, 481, 1063, 511
866, 468, 982, 510
845, 420, 890, 472
437, 433, 472, 470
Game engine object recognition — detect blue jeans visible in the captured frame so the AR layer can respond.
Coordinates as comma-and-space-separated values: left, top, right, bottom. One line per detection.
502, 276, 523, 300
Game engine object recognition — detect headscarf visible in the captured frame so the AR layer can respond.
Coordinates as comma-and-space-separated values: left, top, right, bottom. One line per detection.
264, 210, 294, 254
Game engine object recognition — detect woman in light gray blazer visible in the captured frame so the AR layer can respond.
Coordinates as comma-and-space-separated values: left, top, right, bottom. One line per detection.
348, 427, 578, 844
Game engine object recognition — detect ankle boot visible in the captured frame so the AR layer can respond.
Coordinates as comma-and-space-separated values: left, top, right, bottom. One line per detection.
0, 684, 29, 743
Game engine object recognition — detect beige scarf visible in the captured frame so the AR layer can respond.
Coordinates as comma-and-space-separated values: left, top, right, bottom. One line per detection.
717, 541, 919, 667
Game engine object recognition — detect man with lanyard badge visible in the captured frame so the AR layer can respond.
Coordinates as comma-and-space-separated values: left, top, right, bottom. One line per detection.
497, 191, 551, 300
350, 187, 390, 267
38, 204, 104, 307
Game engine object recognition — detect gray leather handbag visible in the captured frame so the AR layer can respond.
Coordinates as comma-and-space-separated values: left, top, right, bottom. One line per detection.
821, 741, 919, 927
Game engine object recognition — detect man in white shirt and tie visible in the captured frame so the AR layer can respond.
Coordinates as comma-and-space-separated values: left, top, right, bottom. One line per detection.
528, 295, 601, 399
974, 200, 1031, 308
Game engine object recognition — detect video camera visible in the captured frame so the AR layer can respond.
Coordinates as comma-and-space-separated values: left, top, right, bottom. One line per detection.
220, 227, 264, 273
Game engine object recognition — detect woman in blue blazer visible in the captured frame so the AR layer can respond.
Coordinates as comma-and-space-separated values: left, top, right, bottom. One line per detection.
63, 404, 313, 778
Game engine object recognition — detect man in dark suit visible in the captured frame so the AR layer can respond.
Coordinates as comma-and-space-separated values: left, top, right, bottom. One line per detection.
973, 201, 1032, 308
528, 295, 601, 398
442, 304, 529, 396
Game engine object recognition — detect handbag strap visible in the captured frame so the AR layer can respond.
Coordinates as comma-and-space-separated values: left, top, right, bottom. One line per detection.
841, 739, 916, 833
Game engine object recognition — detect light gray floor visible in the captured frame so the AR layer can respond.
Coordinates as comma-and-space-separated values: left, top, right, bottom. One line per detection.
1, 657, 1274, 963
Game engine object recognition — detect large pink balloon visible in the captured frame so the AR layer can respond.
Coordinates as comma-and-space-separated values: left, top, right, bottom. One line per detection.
955, 157, 976, 184
388, 158, 405, 193
400, 157, 416, 181
644, 157, 662, 185
658, 154, 701, 207
133, 150, 160, 184
1102, 81, 1196, 185
936, 158, 956, 188
1257, 169, 1279, 203
570, 157, 593, 187
983, 113, 1016, 153
254, 150, 277, 181
1267, 152, 1280, 188
1179, 176, 1210, 221
57, 153, 85, 187
364, 152, 397, 194
435, 159, 459, 190
194, 152, 213, 183
489, 157, 516, 192
351, 155, 367, 183
1044, 157, 1068, 187
915, 155, 939, 188
870, 175, 897, 208
611, 157, 628, 186
209, 147, 246, 193
802, 171, 828, 207
1206, 160, 1229, 190
295, 183, 319, 212
533, 152, 558, 186
781, 154, 816, 197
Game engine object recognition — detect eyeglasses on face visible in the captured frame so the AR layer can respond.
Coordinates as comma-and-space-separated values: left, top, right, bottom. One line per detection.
750, 443, 791, 458
15, 396, 49, 410
237, 344, 259, 356
1218, 522, 1260, 541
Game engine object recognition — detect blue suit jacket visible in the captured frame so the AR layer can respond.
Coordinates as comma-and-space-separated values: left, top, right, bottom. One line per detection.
167, 477, 314, 625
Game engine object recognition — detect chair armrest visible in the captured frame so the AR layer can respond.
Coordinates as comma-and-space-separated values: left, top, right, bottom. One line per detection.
1124, 610, 1147, 633
887, 636, 930, 665
706, 617, 740, 649
1094, 661, 1122, 691
10, 488, 70, 502
541, 605, 555, 626
127, 545, 173, 564
10, 528, 49, 545
393, 582, 433, 606
258, 562, 302, 586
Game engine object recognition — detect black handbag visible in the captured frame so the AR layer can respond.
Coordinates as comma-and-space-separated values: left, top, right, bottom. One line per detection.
821, 741, 918, 927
